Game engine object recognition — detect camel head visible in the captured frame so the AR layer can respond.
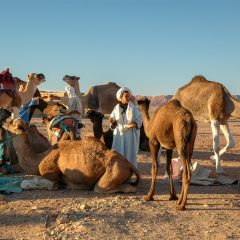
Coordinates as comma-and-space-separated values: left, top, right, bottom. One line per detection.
27, 73, 46, 86
63, 75, 80, 87
4, 119, 27, 136
42, 103, 67, 123
137, 97, 151, 111
86, 109, 104, 122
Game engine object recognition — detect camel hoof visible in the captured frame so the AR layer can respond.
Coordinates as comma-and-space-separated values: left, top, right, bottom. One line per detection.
144, 195, 154, 201
176, 205, 186, 211
169, 195, 178, 201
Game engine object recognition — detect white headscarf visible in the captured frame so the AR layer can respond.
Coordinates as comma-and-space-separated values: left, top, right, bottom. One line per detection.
116, 87, 132, 101
65, 85, 77, 98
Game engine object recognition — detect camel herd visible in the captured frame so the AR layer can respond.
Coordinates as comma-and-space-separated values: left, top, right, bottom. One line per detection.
0, 71, 239, 210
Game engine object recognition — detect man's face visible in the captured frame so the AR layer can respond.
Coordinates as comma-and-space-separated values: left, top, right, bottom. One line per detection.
120, 91, 130, 104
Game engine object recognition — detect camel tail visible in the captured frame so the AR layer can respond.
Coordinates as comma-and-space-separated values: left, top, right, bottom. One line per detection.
129, 164, 141, 186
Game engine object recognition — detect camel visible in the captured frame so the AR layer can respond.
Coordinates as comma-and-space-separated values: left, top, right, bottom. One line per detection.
0, 69, 21, 108
173, 75, 240, 173
16, 73, 45, 106
6, 119, 140, 193
63, 75, 128, 114
86, 109, 150, 151
86, 110, 113, 149
137, 97, 197, 210
11, 73, 46, 119
0, 108, 51, 172
41, 102, 83, 144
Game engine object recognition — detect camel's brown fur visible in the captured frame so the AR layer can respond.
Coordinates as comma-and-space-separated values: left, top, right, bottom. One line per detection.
137, 98, 197, 210
173, 75, 240, 173
63, 75, 134, 114
6, 119, 140, 193
0, 92, 21, 109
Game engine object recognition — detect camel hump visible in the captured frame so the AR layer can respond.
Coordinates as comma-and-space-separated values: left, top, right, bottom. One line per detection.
191, 75, 208, 83
107, 82, 118, 86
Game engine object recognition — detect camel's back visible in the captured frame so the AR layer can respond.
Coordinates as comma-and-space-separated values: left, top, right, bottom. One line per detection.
57, 137, 107, 184
173, 76, 229, 121
149, 100, 195, 149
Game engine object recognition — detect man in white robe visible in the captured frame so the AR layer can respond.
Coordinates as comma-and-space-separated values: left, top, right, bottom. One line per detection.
65, 85, 83, 139
110, 87, 142, 167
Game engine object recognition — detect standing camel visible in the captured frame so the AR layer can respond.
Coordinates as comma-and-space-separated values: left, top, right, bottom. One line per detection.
137, 98, 197, 210
173, 75, 240, 173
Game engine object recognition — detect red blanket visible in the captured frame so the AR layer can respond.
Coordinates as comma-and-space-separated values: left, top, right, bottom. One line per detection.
0, 69, 16, 91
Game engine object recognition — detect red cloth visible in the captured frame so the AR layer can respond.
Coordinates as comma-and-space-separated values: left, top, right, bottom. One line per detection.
0, 69, 16, 91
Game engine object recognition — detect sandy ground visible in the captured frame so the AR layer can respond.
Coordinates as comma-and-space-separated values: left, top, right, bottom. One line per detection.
0, 117, 239, 240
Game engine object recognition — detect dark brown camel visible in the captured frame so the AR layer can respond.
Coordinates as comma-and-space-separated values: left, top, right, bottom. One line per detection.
137, 97, 197, 210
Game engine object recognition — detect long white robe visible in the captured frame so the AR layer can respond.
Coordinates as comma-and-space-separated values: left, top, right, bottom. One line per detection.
110, 101, 142, 167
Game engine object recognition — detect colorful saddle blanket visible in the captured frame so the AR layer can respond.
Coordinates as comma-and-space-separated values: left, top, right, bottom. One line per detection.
0, 69, 16, 91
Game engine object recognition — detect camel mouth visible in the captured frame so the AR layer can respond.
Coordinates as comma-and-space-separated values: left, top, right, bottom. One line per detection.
37, 74, 46, 83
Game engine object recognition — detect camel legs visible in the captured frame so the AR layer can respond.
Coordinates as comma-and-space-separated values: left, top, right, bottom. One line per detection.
211, 123, 235, 161
144, 141, 160, 201
94, 164, 136, 193
176, 156, 191, 211
210, 120, 223, 173
166, 149, 178, 201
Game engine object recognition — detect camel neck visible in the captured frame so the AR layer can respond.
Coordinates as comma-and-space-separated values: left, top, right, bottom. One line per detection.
12, 133, 48, 174
93, 120, 103, 139
139, 107, 151, 137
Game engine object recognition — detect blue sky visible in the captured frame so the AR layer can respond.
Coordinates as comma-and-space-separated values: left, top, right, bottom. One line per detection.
1, 0, 240, 95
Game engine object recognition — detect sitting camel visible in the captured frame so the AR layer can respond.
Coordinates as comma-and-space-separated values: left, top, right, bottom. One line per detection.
17, 73, 45, 106
0, 108, 51, 173
137, 98, 197, 210
12, 73, 46, 118
41, 102, 83, 144
6, 119, 140, 193
86, 109, 150, 151
0, 69, 21, 108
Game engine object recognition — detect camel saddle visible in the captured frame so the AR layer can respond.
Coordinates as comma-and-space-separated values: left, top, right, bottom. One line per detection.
49, 115, 84, 131
0, 69, 16, 91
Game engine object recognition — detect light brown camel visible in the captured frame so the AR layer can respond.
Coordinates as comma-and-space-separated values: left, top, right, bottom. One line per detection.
137, 97, 197, 210
0, 108, 51, 172
17, 73, 45, 106
6, 119, 140, 193
12, 73, 46, 118
63, 75, 124, 114
173, 75, 240, 173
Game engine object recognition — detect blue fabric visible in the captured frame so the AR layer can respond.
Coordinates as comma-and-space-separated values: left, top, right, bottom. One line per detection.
0, 175, 22, 194
18, 97, 39, 123
0, 142, 4, 161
